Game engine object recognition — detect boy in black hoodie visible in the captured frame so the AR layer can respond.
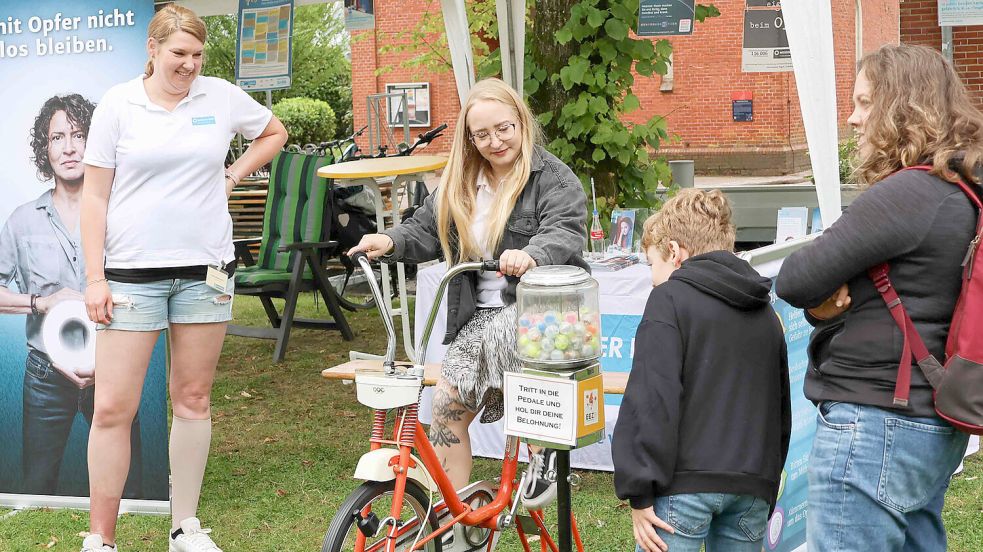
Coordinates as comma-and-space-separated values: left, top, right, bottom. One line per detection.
613, 189, 791, 552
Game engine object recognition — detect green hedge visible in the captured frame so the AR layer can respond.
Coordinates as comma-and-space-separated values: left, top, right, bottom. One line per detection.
272, 97, 337, 147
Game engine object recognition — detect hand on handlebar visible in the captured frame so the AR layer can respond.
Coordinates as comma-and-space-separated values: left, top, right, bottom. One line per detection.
347, 233, 394, 260
498, 249, 536, 278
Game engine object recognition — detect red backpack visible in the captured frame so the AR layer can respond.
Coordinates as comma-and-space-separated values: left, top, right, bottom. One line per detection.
867, 165, 983, 434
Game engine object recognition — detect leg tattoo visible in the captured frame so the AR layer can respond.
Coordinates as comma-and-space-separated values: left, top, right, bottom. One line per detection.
430, 389, 466, 448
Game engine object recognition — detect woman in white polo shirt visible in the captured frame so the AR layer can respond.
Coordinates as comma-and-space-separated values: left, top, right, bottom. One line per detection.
79, 5, 287, 552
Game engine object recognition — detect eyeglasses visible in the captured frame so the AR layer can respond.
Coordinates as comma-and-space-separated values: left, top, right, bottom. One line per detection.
470, 122, 517, 147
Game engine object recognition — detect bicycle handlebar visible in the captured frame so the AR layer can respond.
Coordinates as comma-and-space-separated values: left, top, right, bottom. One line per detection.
418, 123, 448, 142
350, 252, 501, 366
350, 252, 398, 364
417, 259, 500, 366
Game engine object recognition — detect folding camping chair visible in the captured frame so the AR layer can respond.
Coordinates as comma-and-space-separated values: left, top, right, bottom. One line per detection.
228, 150, 354, 361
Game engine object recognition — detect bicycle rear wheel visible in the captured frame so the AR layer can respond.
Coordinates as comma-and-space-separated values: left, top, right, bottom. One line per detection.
322, 479, 442, 552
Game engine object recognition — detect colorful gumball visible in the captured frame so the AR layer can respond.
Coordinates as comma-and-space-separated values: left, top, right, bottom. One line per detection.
541, 337, 554, 352
550, 350, 564, 361
564, 311, 578, 324
554, 334, 571, 350
544, 310, 558, 325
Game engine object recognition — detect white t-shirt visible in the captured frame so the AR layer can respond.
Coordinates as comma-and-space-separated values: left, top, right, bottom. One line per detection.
472, 171, 506, 307
83, 75, 273, 268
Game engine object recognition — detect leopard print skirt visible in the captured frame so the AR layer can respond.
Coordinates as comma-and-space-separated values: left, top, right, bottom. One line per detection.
440, 304, 519, 423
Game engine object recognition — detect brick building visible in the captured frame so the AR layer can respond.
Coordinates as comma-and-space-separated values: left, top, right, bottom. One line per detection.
900, 0, 983, 106
351, 1, 898, 174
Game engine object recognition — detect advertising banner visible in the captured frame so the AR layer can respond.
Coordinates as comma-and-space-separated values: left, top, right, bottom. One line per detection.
0, 0, 168, 511
765, 286, 812, 552
636, 0, 696, 37
235, 0, 294, 91
742, 2, 792, 73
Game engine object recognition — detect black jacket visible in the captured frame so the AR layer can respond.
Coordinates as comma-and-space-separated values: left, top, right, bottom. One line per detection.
613, 251, 791, 510
775, 169, 976, 417
383, 145, 588, 344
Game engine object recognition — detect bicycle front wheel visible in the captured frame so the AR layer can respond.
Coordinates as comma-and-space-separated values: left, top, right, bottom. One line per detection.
322, 479, 442, 552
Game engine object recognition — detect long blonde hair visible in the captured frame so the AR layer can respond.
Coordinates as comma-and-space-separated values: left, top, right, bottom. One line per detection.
855, 44, 983, 186
145, 4, 206, 77
436, 78, 543, 264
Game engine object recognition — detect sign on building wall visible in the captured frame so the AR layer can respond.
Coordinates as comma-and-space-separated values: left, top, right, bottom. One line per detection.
386, 82, 431, 128
235, 0, 294, 91
636, 0, 695, 36
742, 2, 792, 73
938, 0, 983, 26
0, 0, 169, 511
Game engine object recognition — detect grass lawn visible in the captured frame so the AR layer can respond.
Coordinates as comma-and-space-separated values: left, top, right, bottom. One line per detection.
1, 295, 981, 551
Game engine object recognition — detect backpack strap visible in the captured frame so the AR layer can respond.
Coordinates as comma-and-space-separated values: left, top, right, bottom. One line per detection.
867, 264, 942, 407
866, 165, 979, 406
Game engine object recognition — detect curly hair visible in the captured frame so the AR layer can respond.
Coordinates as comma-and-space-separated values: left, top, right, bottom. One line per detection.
641, 188, 736, 258
30, 94, 95, 181
855, 45, 983, 186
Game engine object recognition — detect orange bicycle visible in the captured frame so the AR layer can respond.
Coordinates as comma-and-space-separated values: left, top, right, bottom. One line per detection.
322, 252, 584, 552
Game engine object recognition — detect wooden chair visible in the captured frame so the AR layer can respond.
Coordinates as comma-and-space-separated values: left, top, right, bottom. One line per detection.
228, 150, 354, 361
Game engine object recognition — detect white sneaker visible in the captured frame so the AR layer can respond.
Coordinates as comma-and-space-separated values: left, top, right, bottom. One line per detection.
81, 534, 116, 551
169, 517, 223, 552
522, 448, 558, 510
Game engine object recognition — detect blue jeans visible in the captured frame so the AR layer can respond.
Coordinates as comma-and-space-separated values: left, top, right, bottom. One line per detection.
635, 493, 770, 552
22, 350, 143, 497
807, 401, 969, 552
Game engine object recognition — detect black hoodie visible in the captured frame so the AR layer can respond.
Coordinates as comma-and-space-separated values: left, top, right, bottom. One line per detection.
613, 251, 791, 510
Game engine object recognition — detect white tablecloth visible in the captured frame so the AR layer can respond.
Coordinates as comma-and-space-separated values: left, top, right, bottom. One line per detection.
413, 262, 652, 470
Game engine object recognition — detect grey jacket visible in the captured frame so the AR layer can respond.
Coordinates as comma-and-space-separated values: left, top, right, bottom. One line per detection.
383, 145, 588, 344
775, 169, 976, 417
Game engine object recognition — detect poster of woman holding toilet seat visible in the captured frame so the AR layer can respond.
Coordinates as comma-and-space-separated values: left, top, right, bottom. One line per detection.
0, 94, 145, 498
0, 0, 166, 506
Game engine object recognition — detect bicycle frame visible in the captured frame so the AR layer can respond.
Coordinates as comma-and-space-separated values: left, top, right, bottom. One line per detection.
346, 253, 577, 552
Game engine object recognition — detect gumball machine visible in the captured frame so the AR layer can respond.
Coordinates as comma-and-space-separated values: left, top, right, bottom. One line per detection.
505, 265, 606, 551
508, 265, 605, 449
516, 266, 602, 369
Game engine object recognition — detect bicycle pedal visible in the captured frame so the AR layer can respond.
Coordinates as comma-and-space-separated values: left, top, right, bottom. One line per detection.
515, 514, 541, 535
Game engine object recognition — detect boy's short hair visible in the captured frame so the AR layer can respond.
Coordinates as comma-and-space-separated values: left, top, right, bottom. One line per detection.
641, 188, 736, 257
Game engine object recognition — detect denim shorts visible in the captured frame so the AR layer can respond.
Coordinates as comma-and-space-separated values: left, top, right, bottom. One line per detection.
99, 278, 235, 331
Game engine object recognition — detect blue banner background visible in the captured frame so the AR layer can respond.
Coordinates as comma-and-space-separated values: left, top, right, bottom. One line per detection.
0, 0, 166, 502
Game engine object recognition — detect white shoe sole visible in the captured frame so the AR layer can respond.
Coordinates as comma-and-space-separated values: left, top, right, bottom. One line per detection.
522, 484, 558, 510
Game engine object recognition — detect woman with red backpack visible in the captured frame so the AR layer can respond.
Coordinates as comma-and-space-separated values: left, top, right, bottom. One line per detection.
776, 44, 982, 551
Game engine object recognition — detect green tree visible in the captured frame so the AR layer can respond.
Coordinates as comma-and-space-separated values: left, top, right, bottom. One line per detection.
377, 0, 719, 217
272, 97, 337, 145
202, 3, 353, 139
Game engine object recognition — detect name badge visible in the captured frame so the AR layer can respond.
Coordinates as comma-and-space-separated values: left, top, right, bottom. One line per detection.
192, 116, 217, 126
205, 265, 229, 293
